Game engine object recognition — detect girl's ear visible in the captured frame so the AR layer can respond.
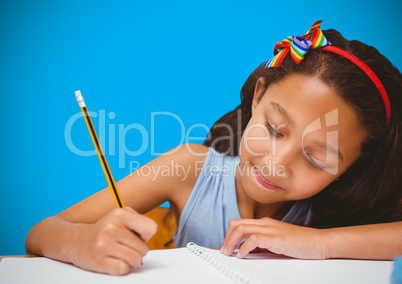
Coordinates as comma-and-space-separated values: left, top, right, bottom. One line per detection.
252, 77, 265, 114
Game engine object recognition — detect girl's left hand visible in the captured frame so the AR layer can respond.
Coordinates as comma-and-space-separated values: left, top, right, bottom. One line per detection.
220, 217, 329, 259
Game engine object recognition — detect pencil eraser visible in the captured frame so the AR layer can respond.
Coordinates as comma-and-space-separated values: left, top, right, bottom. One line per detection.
75, 90, 86, 108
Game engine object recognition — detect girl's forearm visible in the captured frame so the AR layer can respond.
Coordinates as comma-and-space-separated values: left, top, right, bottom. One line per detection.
323, 221, 402, 260
25, 216, 84, 263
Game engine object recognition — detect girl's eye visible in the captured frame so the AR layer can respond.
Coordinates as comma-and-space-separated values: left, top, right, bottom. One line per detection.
265, 122, 283, 137
305, 153, 326, 171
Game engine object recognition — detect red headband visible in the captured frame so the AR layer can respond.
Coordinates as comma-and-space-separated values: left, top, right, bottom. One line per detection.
266, 21, 391, 126
322, 45, 391, 126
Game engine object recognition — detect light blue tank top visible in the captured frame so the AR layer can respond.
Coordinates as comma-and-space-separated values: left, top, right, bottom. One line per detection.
174, 147, 314, 248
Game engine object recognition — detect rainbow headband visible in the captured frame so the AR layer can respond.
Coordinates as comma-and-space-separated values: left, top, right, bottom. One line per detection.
265, 20, 391, 126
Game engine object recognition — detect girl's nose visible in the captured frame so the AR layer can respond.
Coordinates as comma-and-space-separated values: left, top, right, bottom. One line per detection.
263, 142, 298, 174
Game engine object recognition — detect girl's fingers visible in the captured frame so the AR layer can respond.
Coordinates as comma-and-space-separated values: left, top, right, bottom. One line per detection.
236, 234, 270, 259
222, 221, 272, 256
101, 207, 158, 257
121, 207, 158, 242
107, 242, 144, 269
224, 218, 267, 241
93, 256, 132, 275
114, 224, 150, 257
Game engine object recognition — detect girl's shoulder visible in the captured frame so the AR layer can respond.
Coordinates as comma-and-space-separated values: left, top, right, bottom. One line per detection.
159, 143, 236, 181
154, 143, 210, 182
162, 143, 210, 160
159, 143, 210, 175
155, 143, 210, 212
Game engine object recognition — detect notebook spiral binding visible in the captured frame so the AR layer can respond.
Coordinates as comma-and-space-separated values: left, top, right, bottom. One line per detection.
186, 242, 260, 284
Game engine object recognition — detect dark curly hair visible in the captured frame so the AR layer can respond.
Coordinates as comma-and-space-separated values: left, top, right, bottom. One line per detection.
204, 29, 402, 227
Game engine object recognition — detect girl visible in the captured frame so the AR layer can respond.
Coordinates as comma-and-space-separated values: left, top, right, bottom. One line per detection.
26, 21, 402, 275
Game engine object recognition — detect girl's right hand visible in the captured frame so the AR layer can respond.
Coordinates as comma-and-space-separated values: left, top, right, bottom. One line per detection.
67, 207, 157, 275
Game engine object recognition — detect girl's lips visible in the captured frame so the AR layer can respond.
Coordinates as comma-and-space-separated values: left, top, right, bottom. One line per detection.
252, 166, 281, 190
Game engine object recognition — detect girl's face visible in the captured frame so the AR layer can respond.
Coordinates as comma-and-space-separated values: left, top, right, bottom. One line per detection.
237, 74, 366, 204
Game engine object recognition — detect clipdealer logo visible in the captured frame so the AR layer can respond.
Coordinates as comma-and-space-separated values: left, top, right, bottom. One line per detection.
64, 108, 339, 176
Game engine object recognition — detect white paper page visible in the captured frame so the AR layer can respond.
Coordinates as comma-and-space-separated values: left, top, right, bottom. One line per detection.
203, 247, 393, 284
0, 247, 393, 284
0, 248, 231, 284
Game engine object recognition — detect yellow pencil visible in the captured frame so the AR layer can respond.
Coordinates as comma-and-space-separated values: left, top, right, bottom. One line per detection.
75, 90, 125, 208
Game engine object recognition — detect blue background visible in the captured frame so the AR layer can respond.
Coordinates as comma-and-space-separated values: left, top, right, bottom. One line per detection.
0, 0, 401, 255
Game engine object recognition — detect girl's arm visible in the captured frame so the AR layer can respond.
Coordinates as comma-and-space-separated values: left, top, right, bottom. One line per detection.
221, 217, 402, 260
25, 143, 208, 275
323, 221, 402, 259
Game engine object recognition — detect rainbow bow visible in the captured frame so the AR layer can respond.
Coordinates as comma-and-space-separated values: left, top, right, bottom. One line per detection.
266, 20, 331, 68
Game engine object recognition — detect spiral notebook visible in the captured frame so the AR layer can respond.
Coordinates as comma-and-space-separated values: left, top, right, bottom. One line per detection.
0, 242, 393, 284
